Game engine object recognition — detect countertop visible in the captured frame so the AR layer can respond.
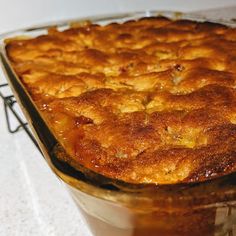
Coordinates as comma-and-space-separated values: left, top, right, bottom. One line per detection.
0, 2, 236, 236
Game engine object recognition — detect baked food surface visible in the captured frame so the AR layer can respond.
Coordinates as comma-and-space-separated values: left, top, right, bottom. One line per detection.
6, 16, 236, 184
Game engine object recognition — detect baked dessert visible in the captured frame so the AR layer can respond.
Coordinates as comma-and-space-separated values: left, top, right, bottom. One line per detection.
5, 16, 236, 184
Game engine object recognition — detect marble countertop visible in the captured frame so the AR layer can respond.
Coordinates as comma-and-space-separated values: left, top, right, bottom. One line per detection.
0, 2, 236, 236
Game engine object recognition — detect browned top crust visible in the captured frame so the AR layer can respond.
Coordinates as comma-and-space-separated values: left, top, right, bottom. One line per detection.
6, 16, 236, 184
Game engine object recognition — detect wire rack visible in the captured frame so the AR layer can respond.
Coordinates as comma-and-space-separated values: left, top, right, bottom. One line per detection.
0, 83, 41, 151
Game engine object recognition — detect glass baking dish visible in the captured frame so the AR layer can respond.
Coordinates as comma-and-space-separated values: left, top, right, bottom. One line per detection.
1, 11, 236, 236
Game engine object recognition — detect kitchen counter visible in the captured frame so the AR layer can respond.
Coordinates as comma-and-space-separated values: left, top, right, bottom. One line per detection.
0, 77, 92, 236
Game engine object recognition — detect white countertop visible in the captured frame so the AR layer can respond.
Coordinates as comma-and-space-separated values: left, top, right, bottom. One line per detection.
0, 1, 236, 236
0, 78, 92, 236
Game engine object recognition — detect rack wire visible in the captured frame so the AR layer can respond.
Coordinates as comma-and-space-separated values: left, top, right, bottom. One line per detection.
0, 83, 41, 151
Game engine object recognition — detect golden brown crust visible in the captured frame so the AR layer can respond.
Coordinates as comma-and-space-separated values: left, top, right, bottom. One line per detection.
6, 16, 236, 184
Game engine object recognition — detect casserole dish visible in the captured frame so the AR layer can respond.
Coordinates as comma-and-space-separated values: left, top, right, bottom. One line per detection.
1, 11, 236, 236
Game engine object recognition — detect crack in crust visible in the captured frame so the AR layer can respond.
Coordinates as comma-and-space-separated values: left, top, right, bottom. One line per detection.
6, 16, 236, 184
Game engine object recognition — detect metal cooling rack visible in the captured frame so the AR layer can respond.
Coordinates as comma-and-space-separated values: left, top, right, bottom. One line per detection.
0, 83, 40, 151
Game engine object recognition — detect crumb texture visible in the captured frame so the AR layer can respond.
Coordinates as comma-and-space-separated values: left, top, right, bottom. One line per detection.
6, 17, 236, 184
